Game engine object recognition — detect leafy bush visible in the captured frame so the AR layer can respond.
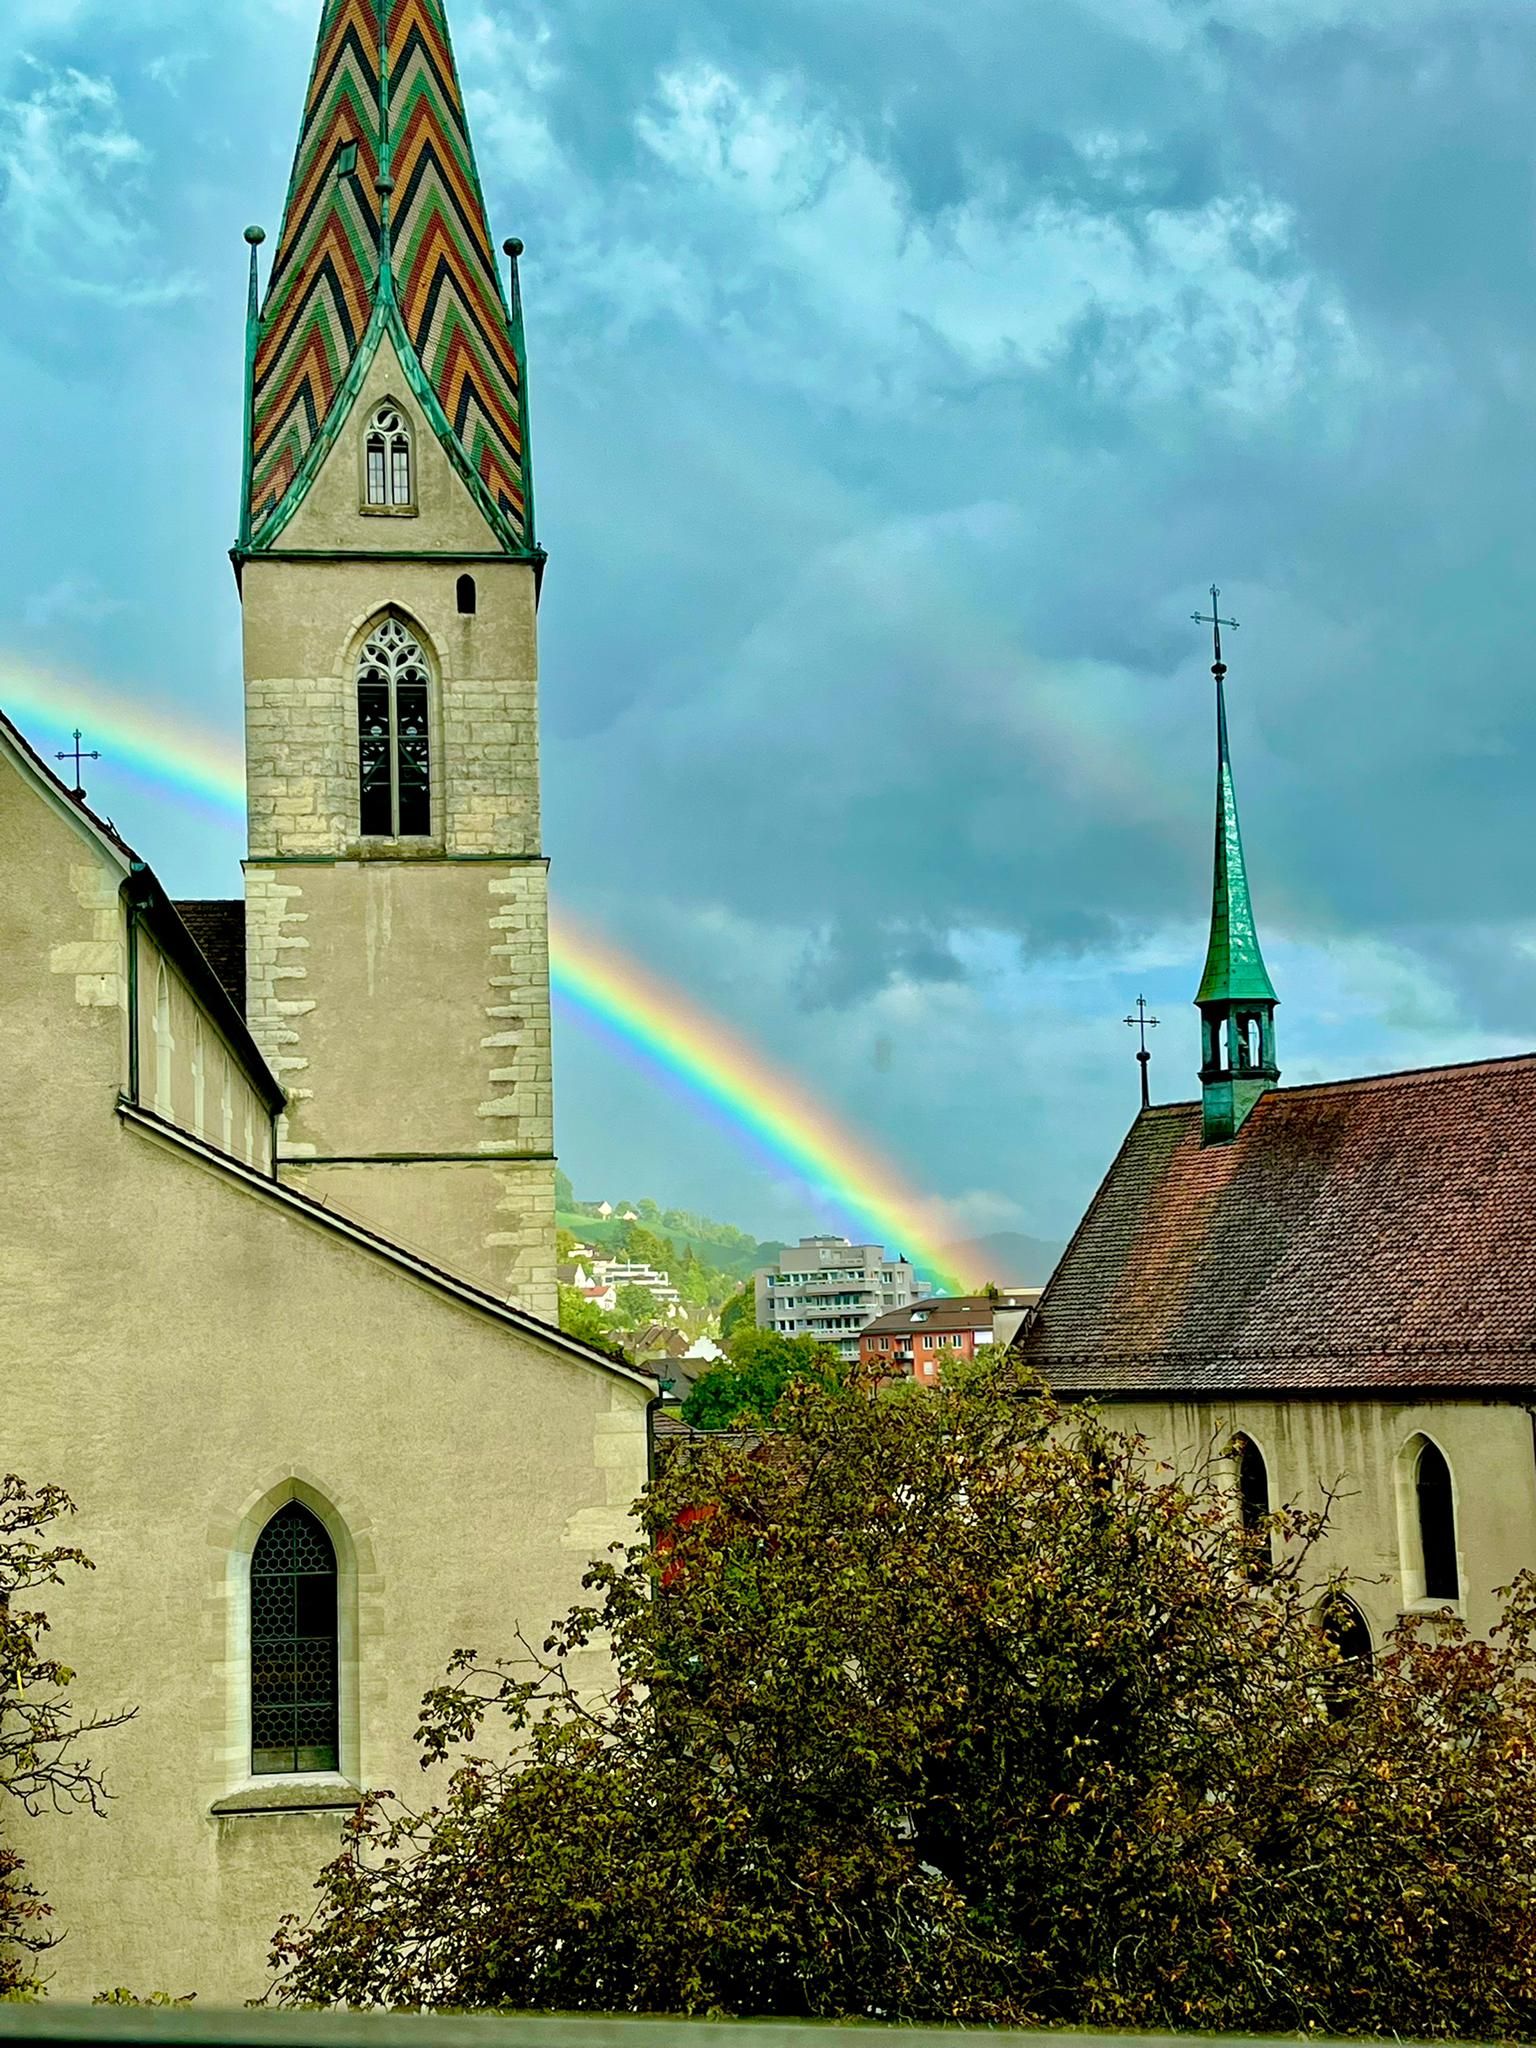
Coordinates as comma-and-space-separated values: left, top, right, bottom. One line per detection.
271, 1380, 1536, 2033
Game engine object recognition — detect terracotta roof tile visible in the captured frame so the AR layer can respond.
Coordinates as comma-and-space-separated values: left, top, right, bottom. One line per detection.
1018, 1055, 1536, 1395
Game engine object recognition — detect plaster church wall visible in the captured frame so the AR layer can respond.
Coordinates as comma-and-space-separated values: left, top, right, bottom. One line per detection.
1095, 1394, 1536, 1650
0, 737, 650, 2002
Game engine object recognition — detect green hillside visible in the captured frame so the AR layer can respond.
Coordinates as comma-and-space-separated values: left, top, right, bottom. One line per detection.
556, 1209, 781, 1282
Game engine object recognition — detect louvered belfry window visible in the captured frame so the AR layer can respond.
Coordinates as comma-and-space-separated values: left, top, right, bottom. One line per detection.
251, 1501, 339, 1775
358, 617, 431, 837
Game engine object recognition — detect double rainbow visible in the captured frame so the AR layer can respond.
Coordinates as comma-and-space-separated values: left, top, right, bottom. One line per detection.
0, 658, 969, 1291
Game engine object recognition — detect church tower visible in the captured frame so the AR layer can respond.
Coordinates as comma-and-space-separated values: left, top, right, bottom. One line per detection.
236, 0, 555, 1316
1192, 591, 1279, 1143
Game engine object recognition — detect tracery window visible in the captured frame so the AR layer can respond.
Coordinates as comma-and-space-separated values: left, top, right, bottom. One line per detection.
1416, 1440, 1459, 1600
357, 616, 431, 837
251, 1502, 338, 1775
364, 401, 413, 508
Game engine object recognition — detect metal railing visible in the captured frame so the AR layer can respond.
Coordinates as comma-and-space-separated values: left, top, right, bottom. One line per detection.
0, 2014, 1413, 2048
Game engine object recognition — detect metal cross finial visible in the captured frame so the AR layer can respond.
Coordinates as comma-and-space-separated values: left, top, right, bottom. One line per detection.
1192, 583, 1240, 674
56, 728, 99, 801
1123, 994, 1160, 1110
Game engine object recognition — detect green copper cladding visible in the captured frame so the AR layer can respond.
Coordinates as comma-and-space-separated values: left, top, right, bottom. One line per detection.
1196, 671, 1278, 1006
1190, 590, 1278, 1145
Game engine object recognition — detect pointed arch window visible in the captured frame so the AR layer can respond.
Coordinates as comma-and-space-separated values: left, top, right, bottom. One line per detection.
1233, 1433, 1271, 1578
1416, 1440, 1459, 1600
365, 402, 413, 509
251, 1502, 338, 1775
358, 617, 431, 837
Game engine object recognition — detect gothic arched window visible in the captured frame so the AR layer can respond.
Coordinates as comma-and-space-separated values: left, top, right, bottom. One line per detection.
1416, 1440, 1459, 1600
251, 1502, 338, 1775
365, 401, 413, 508
1233, 1433, 1271, 1578
357, 617, 431, 837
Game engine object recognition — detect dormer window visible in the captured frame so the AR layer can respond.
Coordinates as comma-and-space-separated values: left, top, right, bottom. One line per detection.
364, 402, 413, 510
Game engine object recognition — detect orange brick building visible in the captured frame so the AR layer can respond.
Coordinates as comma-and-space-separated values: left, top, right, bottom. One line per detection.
860, 1291, 1041, 1386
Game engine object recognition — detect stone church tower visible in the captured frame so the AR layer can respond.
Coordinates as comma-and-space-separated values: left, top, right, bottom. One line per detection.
235, 0, 555, 1316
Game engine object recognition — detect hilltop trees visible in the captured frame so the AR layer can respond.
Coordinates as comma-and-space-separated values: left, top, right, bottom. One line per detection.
270, 1376, 1536, 2033
1, 1476, 133, 1995
680, 1325, 842, 1427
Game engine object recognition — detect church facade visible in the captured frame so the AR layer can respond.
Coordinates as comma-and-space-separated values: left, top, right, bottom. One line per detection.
1017, 617, 1536, 1651
0, 0, 652, 2002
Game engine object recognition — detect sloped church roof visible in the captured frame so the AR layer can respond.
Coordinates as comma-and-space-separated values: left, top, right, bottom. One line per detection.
246, 0, 532, 553
1019, 1052, 1536, 1395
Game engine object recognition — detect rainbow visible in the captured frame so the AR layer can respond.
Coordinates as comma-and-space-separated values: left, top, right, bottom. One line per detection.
0, 656, 970, 1291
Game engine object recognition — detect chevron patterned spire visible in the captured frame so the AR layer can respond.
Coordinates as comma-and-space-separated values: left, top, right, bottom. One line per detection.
245, 0, 532, 554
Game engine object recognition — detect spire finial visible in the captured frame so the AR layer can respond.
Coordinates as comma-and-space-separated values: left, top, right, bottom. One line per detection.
236, 228, 266, 554
1122, 996, 1160, 1111
1192, 584, 1239, 675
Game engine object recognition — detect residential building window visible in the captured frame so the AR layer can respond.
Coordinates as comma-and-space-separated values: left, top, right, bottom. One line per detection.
358, 617, 431, 837
251, 1502, 338, 1775
365, 402, 413, 507
1416, 1441, 1459, 1600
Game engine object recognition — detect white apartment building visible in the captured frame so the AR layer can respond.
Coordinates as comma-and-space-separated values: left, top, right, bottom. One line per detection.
755, 1235, 933, 1360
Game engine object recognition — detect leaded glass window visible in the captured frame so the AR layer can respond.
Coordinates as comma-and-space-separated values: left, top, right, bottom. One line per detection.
364, 401, 412, 508
357, 617, 431, 837
251, 1502, 338, 1775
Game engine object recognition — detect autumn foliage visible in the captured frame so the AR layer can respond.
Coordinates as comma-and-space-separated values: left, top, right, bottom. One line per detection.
274, 1380, 1536, 2033
0, 1476, 133, 1996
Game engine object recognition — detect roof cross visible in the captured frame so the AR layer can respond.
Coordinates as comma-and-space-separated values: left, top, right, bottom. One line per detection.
1123, 994, 1160, 1111
1192, 584, 1240, 674
56, 728, 99, 802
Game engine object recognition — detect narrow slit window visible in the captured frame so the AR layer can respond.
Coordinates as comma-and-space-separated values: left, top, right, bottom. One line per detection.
456, 573, 477, 616
250, 1502, 338, 1775
365, 402, 412, 509
1417, 1441, 1459, 1599
357, 617, 432, 837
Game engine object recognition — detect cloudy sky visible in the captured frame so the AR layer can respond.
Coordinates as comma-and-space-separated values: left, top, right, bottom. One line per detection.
3, 0, 1533, 1259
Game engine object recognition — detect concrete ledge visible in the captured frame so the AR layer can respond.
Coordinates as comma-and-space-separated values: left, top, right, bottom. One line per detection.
210, 1776, 363, 1816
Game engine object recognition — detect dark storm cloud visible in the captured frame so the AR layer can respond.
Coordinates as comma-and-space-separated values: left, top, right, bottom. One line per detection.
4, 0, 1536, 1234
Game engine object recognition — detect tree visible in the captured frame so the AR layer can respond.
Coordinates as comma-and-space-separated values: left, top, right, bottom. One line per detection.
716, 1283, 755, 1342
555, 1286, 626, 1360
612, 1284, 660, 1332
680, 1326, 841, 1428
554, 1168, 575, 1211
555, 1227, 578, 1262
270, 1378, 1536, 2033
1, 1477, 133, 1996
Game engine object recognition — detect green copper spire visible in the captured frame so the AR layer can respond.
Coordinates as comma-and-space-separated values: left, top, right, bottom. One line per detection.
1190, 588, 1279, 1143
1196, 667, 1278, 1006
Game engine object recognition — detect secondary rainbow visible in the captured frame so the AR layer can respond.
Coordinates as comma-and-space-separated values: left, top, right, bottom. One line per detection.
0, 656, 970, 1291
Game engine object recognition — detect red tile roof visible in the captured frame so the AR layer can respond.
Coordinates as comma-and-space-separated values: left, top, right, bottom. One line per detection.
1017, 1055, 1536, 1394
862, 1292, 1040, 1340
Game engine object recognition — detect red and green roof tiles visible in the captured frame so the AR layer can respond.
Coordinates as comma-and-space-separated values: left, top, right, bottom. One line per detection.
248, 0, 530, 553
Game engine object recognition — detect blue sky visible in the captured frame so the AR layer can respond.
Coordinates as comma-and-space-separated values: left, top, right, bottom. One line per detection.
3, 0, 1534, 1258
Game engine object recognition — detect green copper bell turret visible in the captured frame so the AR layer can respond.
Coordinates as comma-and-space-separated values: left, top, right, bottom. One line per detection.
1191, 589, 1278, 1143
